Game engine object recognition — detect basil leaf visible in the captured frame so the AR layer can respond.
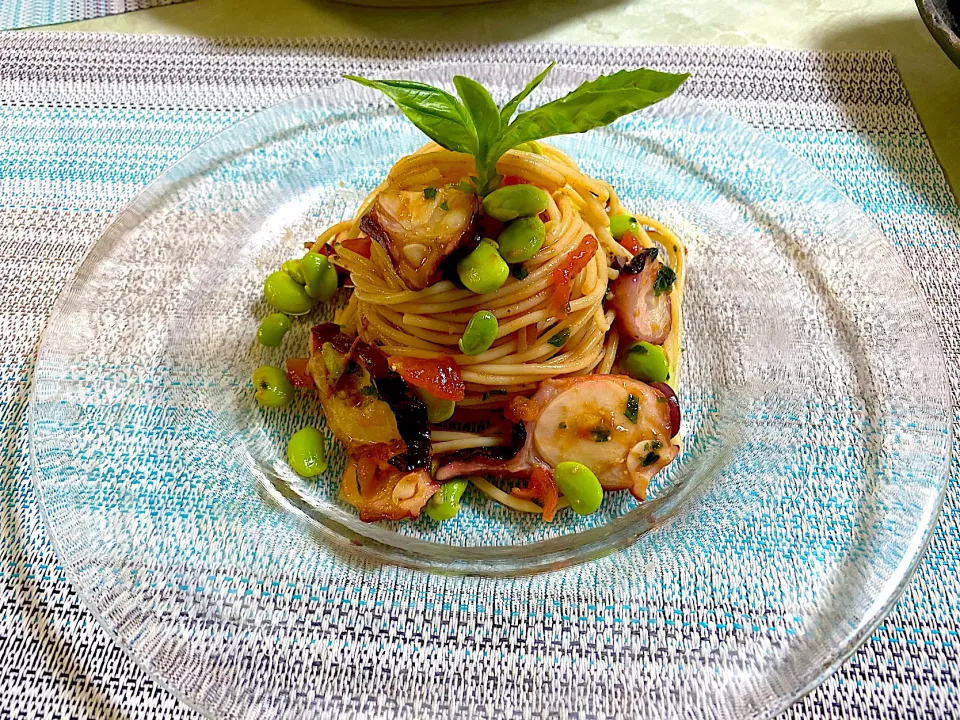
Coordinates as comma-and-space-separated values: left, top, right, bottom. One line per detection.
547, 328, 571, 347
344, 75, 478, 156
654, 265, 676, 296
453, 75, 502, 186
624, 394, 639, 424
494, 69, 689, 158
499, 63, 555, 124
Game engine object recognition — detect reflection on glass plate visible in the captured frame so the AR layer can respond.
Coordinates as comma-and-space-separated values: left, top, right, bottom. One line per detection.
30, 63, 950, 719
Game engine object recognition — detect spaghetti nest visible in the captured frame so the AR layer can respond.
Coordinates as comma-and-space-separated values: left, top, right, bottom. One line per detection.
315, 142, 685, 412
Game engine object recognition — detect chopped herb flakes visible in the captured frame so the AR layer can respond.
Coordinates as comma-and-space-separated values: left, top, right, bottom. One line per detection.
482, 389, 507, 401
591, 428, 611, 443
624, 394, 639, 423
439, 200, 450, 211
423, 186, 437, 200
558, 422, 567, 429
650, 440, 663, 451
641, 451, 660, 467
654, 266, 676, 296
511, 264, 529, 280
548, 328, 571, 347
360, 385, 379, 398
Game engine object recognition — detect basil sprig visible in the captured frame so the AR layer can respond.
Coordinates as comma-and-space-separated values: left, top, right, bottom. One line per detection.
345, 64, 688, 194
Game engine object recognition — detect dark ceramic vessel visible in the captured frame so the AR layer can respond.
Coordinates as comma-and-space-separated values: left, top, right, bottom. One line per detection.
917, 0, 960, 67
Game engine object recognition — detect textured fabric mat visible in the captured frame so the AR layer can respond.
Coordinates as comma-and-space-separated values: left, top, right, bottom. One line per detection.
0, 0, 191, 31
1, 32, 959, 719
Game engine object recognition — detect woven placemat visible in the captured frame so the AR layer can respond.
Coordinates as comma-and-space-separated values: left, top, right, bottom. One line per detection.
0, 0, 192, 31
1, 33, 958, 719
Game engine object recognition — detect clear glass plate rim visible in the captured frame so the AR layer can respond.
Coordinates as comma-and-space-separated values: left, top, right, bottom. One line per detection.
26, 62, 955, 719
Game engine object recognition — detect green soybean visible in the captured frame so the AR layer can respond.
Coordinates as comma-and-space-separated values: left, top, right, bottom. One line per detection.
497, 216, 545, 263
256, 313, 291, 347
459, 310, 498, 356
482, 184, 549, 222
301, 252, 338, 302
457, 239, 509, 294
609, 213, 640, 240
623, 342, 669, 383
287, 426, 328, 477
264, 270, 314, 315
554, 461, 603, 516
253, 365, 295, 408
425, 479, 468, 521
415, 387, 456, 423
281, 259, 305, 284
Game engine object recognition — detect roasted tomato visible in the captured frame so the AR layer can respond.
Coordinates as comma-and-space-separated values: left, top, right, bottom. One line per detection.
437, 374, 679, 501
360, 185, 478, 290
610, 248, 672, 345
511, 466, 559, 522
339, 465, 438, 522
618, 230, 642, 255
338, 237, 372, 259
388, 355, 465, 401
286, 357, 314, 388
550, 234, 598, 318
500, 175, 527, 186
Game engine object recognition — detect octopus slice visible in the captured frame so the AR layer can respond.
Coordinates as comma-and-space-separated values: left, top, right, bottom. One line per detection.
306, 324, 437, 521
360, 184, 478, 290
436, 375, 680, 500
610, 248, 673, 345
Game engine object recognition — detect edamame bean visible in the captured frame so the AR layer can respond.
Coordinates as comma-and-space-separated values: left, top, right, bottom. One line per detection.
496, 216, 545, 263
252, 365, 295, 408
425, 479, 468, 521
609, 213, 640, 240
256, 313, 291, 347
459, 310, 498, 356
456, 239, 509, 294
301, 252, 338, 302
553, 461, 603, 516
281, 259, 305, 284
287, 426, 328, 477
482, 184, 549, 222
623, 342, 669, 383
415, 387, 456, 423
264, 270, 314, 315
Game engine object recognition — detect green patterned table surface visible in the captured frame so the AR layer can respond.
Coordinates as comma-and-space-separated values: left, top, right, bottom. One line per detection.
45, 0, 960, 199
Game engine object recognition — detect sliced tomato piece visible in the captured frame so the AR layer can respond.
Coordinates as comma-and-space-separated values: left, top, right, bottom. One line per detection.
619, 230, 642, 255
505, 395, 538, 423
339, 237, 372, 259
511, 466, 559, 522
501, 175, 527, 186
286, 357, 313, 388
549, 234, 598, 318
388, 355, 465, 401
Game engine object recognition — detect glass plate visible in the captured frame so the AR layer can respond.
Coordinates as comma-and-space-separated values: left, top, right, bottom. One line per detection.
30, 63, 951, 719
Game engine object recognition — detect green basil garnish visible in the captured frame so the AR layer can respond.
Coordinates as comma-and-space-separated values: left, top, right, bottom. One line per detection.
346, 66, 688, 194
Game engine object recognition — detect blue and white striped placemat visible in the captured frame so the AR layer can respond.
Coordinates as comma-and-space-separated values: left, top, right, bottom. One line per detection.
0, 0, 191, 31
1, 33, 958, 719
